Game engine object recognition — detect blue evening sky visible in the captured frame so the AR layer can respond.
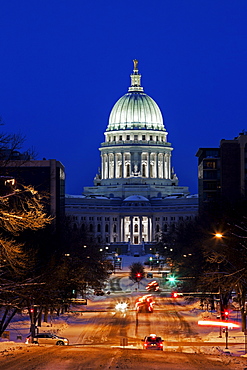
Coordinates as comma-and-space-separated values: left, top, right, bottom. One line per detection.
0, 1, 247, 195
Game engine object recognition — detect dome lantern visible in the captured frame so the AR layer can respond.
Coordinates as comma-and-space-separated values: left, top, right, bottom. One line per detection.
128, 59, 144, 92
107, 60, 165, 132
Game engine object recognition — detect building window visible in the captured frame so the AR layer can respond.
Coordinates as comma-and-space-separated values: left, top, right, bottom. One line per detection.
105, 217, 110, 221
134, 224, 138, 232
89, 224, 93, 232
113, 224, 117, 233
156, 224, 160, 232
97, 224, 101, 232
105, 224, 109, 232
163, 217, 168, 221
126, 135, 130, 140
179, 216, 183, 221
113, 237, 116, 242
134, 135, 138, 140
119, 135, 122, 140
164, 224, 168, 232
134, 236, 138, 244
204, 160, 217, 169
97, 217, 102, 221
106, 236, 109, 243
171, 216, 175, 221
150, 135, 153, 141
142, 135, 146, 140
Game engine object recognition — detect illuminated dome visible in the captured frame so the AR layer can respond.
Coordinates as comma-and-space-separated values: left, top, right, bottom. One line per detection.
107, 60, 165, 132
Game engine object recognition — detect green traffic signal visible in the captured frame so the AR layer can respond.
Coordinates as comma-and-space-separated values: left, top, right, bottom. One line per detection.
167, 275, 176, 283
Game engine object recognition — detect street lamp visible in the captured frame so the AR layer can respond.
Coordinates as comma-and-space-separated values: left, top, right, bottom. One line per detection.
215, 233, 223, 238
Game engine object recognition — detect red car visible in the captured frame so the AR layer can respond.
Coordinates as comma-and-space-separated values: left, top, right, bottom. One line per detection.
142, 334, 164, 350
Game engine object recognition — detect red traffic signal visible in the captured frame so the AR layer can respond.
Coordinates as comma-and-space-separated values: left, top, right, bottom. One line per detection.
171, 292, 178, 298
222, 309, 229, 320
224, 310, 229, 319
136, 273, 141, 278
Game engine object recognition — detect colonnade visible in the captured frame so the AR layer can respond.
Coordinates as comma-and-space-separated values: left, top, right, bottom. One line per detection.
101, 152, 171, 180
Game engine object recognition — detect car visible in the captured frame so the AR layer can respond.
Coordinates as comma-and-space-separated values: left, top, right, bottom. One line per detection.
135, 295, 154, 313
146, 280, 160, 292
25, 333, 69, 345
142, 334, 164, 350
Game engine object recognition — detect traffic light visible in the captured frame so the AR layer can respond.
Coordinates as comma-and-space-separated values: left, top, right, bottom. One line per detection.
167, 275, 176, 283
171, 292, 178, 298
222, 309, 229, 320
136, 272, 141, 280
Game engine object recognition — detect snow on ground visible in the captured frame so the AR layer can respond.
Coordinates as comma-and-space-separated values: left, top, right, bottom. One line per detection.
1, 297, 247, 359
1, 253, 247, 360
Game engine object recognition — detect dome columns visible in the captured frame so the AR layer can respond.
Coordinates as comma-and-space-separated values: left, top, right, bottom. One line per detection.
100, 148, 173, 182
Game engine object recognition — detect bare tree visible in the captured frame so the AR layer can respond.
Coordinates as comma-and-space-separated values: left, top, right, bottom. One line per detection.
0, 180, 52, 336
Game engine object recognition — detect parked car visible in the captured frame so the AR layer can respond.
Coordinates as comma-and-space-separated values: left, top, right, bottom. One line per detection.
142, 334, 164, 350
25, 333, 69, 345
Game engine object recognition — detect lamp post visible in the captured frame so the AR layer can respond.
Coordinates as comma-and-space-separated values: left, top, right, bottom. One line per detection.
215, 232, 223, 338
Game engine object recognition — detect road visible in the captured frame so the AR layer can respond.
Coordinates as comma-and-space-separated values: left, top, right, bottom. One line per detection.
1, 295, 247, 369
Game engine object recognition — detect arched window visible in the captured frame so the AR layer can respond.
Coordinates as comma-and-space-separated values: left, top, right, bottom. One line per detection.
89, 224, 93, 232
113, 224, 117, 233
81, 224, 85, 231
105, 224, 109, 232
134, 224, 138, 232
97, 224, 101, 232
156, 224, 160, 233
163, 224, 168, 232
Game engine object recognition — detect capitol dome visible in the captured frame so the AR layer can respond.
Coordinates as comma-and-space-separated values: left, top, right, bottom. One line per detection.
106, 60, 165, 132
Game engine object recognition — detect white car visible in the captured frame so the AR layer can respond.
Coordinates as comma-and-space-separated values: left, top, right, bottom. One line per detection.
25, 333, 69, 345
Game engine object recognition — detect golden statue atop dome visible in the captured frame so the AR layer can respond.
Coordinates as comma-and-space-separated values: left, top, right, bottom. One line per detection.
133, 59, 138, 71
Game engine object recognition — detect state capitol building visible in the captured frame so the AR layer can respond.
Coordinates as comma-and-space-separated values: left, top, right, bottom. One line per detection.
65, 61, 198, 256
